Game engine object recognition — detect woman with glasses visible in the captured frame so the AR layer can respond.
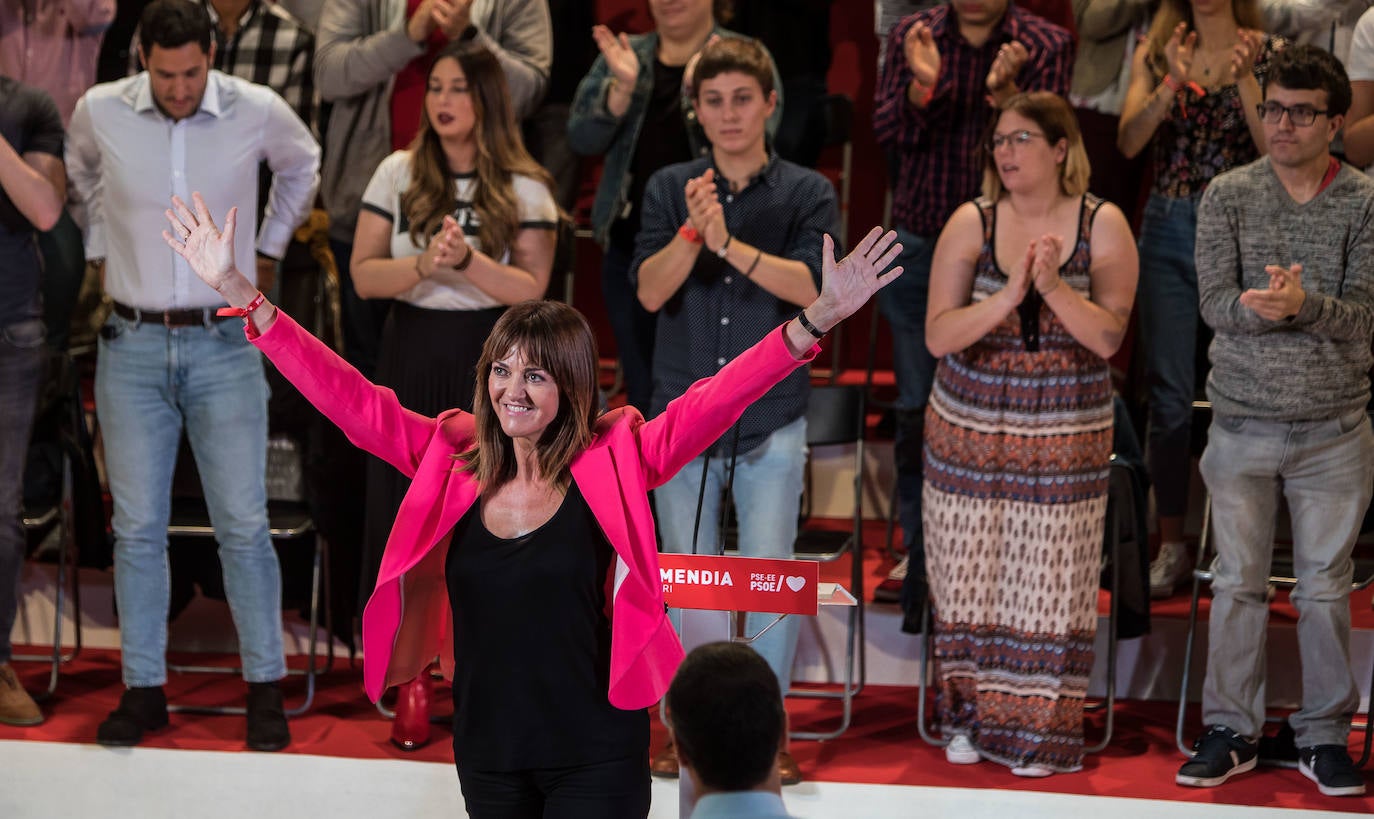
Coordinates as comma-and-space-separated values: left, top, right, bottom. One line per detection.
924, 91, 1138, 776
1116, 0, 1282, 602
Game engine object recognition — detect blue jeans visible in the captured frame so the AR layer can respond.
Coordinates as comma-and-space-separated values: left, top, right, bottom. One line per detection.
602, 241, 657, 413
0, 317, 47, 663
1199, 410, 1374, 746
876, 228, 938, 579
1136, 194, 1200, 519
96, 313, 285, 686
654, 416, 807, 692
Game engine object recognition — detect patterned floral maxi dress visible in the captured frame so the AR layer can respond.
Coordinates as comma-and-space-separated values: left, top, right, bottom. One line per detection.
923, 194, 1114, 772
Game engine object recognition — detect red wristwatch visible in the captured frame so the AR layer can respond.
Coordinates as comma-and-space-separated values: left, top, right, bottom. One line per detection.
678, 224, 703, 244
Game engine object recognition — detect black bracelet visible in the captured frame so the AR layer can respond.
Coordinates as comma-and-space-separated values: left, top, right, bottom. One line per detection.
797, 310, 827, 339
743, 249, 762, 278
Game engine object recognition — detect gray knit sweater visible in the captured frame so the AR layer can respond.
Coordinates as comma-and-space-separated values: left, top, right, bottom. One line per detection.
1196, 156, 1374, 420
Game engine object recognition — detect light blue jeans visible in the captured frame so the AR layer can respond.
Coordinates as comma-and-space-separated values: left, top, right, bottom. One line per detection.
1199, 409, 1374, 746
654, 416, 807, 693
1136, 194, 1201, 519
96, 312, 285, 687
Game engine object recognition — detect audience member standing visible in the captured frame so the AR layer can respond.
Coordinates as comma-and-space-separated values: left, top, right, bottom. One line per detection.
1178, 45, 1370, 799
871, 0, 1072, 625
0, 0, 116, 351
0, 75, 66, 728
567, 0, 783, 413
1336, 5, 1374, 169
314, 0, 551, 375
65, 0, 319, 750
351, 40, 558, 750
1117, 0, 1281, 601
632, 37, 833, 787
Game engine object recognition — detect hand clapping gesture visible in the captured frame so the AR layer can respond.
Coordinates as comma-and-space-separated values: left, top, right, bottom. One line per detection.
999, 239, 1037, 310
1227, 29, 1262, 85
904, 21, 941, 88
684, 169, 727, 253
431, 0, 473, 39
1030, 234, 1064, 295
592, 25, 639, 89
986, 40, 1029, 103
1164, 21, 1197, 85
419, 215, 471, 280
1239, 263, 1306, 321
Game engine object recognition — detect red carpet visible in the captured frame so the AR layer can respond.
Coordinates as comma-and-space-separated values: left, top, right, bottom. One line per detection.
3, 647, 1371, 813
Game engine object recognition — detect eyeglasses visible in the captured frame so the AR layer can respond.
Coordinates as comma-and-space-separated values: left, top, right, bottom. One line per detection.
986, 130, 1046, 151
1256, 102, 1330, 127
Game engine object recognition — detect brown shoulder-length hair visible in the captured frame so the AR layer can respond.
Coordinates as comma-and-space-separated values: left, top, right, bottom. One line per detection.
401, 40, 558, 259
981, 92, 1091, 200
457, 301, 600, 490
1144, 0, 1266, 78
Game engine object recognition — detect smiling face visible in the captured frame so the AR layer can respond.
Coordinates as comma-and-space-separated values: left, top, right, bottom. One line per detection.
425, 56, 477, 142
1262, 84, 1340, 171
694, 70, 775, 159
488, 345, 561, 446
140, 40, 214, 122
990, 110, 1067, 193
950, 0, 1010, 27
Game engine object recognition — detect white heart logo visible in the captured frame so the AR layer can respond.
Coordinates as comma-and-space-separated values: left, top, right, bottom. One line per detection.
786, 576, 806, 592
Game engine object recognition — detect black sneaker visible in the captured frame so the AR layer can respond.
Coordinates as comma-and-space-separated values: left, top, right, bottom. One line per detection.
1176, 725, 1258, 787
1299, 745, 1366, 796
97, 686, 169, 747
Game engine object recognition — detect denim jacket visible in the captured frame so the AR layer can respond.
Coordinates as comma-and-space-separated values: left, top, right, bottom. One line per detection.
567, 26, 784, 248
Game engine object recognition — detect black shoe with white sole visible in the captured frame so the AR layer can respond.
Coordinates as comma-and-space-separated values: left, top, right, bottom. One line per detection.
1298, 745, 1366, 797
1176, 725, 1258, 788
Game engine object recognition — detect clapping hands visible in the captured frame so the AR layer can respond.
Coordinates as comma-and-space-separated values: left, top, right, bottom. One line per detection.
684, 169, 728, 253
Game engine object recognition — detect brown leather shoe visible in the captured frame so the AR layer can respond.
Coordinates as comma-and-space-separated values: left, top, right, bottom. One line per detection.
0, 663, 42, 726
777, 749, 802, 786
650, 740, 680, 778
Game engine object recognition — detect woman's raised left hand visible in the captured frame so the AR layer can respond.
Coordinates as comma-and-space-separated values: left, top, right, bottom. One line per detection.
805, 226, 904, 331
162, 192, 239, 293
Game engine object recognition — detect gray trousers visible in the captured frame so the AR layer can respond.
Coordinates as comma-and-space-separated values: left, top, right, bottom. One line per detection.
1199, 408, 1373, 747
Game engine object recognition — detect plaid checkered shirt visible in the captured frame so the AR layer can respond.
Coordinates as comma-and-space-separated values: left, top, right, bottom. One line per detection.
873, 3, 1074, 238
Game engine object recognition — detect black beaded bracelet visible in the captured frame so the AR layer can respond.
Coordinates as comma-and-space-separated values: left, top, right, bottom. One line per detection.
797, 310, 827, 339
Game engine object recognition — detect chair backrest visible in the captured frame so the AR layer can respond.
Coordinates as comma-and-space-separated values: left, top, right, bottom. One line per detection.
819, 93, 853, 148
805, 384, 865, 447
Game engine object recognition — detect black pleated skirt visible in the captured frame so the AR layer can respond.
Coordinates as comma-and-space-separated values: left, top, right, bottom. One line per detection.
359, 302, 507, 611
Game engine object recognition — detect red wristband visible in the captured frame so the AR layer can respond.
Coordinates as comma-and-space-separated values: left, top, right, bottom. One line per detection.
216, 291, 266, 319
678, 224, 703, 244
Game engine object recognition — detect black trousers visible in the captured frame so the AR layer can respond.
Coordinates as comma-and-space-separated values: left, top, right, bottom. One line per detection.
454, 754, 650, 819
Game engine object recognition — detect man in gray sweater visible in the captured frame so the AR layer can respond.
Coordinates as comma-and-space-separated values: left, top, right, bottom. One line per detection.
1179, 44, 1373, 798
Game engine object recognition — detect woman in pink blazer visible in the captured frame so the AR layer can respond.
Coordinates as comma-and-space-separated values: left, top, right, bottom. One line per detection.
161, 192, 902, 818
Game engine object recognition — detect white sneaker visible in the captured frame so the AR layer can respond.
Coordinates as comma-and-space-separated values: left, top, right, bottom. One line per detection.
945, 734, 981, 765
1011, 765, 1054, 778
1150, 541, 1192, 599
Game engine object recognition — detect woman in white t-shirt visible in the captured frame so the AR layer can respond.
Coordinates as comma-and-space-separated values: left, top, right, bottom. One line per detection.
349, 39, 560, 751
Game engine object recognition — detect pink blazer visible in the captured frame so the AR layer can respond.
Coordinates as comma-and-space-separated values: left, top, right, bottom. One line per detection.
250, 311, 818, 710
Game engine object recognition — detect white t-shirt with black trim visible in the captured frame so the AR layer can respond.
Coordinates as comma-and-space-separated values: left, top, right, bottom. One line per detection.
359, 150, 558, 310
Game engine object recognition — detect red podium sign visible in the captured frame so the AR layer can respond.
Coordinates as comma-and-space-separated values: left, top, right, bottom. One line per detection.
659, 554, 820, 616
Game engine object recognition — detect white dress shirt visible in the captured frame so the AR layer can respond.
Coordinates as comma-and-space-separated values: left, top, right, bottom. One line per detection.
67, 69, 320, 310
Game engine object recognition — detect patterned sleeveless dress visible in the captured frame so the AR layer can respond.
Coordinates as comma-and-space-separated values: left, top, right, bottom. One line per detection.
922, 194, 1114, 772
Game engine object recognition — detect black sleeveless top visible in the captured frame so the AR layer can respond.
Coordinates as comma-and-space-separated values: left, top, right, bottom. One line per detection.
445, 481, 648, 770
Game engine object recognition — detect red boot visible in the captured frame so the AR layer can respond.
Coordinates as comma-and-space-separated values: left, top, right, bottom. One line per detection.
390, 676, 432, 751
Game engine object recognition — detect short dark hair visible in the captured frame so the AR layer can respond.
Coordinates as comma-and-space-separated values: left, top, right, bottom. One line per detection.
139, 0, 213, 56
693, 36, 774, 98
1264, 44, 1351, 117
666, 642, 785, 792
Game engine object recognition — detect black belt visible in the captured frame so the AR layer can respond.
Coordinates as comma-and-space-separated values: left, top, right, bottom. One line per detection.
112, 301, 235, 328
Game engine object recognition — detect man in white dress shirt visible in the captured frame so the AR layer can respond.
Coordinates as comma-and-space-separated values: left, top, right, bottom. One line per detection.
66, 0, 319, 751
